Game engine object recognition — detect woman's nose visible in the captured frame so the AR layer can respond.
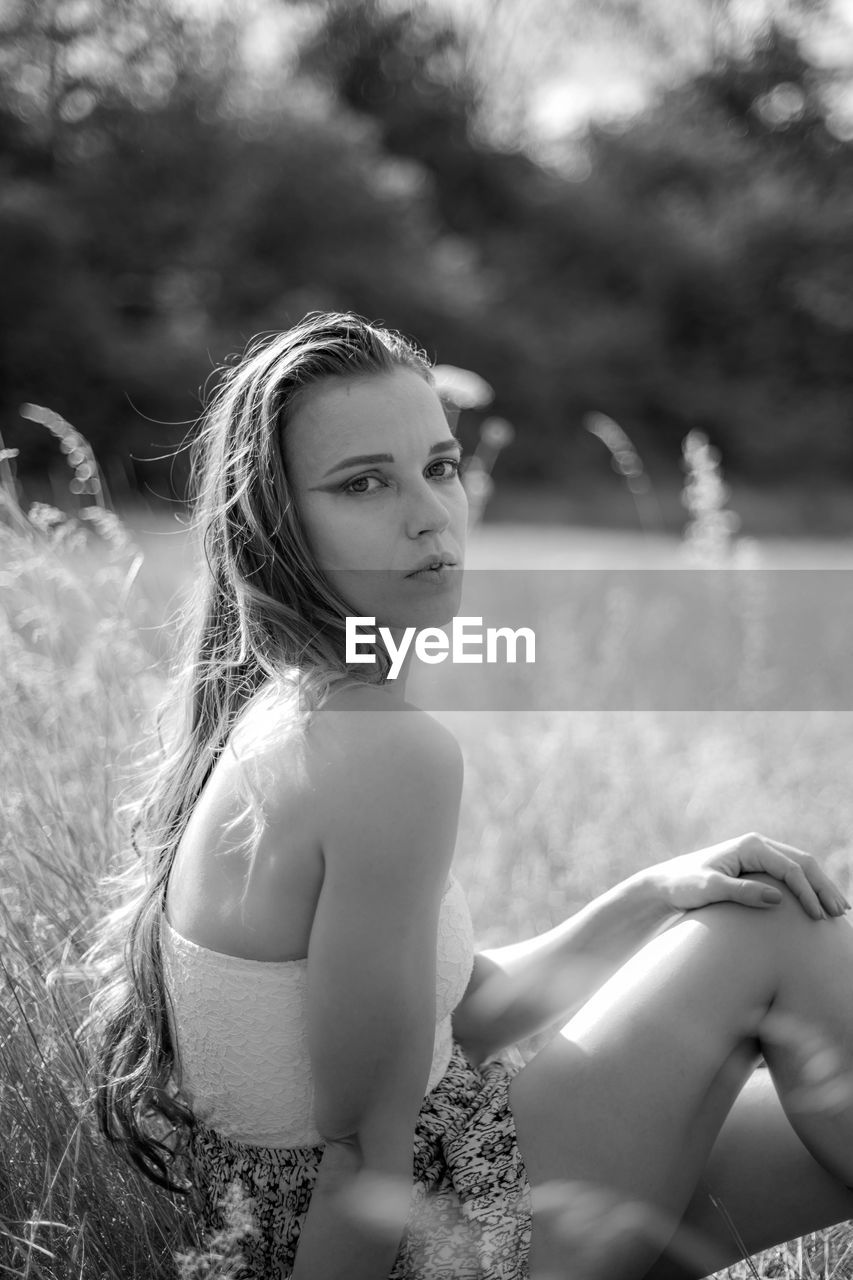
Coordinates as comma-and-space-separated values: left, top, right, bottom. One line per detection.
403, 479, 451, 539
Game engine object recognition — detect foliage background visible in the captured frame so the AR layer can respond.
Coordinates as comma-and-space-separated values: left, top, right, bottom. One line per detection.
3, 0, 853, 530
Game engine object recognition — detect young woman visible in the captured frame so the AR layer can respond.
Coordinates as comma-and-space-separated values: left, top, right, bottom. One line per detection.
88, 312, 853, 1280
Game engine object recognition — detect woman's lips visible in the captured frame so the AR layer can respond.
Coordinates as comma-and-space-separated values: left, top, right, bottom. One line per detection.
405, 562, 459, 584
406, 554, 458, 576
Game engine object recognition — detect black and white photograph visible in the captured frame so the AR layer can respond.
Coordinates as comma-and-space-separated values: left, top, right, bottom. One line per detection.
3, 1, 853, 1277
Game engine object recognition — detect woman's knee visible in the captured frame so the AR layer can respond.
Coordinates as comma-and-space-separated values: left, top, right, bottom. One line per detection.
694, 872, 824, 938
684, 870, 853, 1013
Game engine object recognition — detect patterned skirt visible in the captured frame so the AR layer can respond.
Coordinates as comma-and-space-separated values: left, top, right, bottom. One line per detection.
184, 1040, 532, 1279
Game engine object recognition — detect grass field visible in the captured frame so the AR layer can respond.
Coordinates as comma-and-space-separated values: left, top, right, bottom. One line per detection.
2, 475, 853, 1277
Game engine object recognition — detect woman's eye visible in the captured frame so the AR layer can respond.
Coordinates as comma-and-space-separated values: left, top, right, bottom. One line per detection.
341, 458, 460, 494
427, 457, 462, 480
342, 474, 384, 495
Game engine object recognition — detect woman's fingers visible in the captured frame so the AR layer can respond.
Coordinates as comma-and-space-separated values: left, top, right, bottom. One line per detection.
734, 839, 823, 918
740, 835, 849, 919
759, 836, 851, 914
776, 860, 827, 920
709, 872, 782, 909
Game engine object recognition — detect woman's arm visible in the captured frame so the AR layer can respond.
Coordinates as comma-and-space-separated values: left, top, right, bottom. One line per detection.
452, 832, 849, 1066
452, 867, 670, 1065
291, 699, 464, 1280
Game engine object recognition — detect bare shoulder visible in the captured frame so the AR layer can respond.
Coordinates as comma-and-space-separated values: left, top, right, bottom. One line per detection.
310, 682, 463, 784
307, 683, 463, 882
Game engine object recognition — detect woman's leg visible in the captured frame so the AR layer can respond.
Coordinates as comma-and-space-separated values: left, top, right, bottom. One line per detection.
648, 1064, 853, 1279
508, 877, 853, 1280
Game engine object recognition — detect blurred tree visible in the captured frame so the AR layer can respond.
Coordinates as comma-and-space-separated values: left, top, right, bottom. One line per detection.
2, 0, 853, 513
0, 0, 243, 493
300, 4, 853, 482
0, 185, 117, 471
456, 0, 834, 151
0, 0, 241, 166
581, 23, 853, 475
0, 0, 499, 495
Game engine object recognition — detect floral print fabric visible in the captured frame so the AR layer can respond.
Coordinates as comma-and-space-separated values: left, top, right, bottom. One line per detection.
186, 1040, 532, 1279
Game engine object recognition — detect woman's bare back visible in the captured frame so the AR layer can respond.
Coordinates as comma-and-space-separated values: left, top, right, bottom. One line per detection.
163, 680, 434, 962
164, 694, 326, 962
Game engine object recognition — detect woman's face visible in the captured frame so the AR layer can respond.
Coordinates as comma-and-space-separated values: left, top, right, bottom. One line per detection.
284, 367, 468, 631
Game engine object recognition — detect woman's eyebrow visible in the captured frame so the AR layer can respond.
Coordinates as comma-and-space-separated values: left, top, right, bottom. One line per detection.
322, 452, 392, 477
321, 438, 461, 478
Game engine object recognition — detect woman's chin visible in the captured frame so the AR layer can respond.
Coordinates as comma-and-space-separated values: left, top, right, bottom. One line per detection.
369, 577, 464, 634
378, 611, 456, 636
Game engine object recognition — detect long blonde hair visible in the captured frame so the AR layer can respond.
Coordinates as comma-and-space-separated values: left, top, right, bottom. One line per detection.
85, 312, 434, 1192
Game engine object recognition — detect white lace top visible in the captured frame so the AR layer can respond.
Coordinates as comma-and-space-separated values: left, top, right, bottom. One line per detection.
161, 873, 476, 1147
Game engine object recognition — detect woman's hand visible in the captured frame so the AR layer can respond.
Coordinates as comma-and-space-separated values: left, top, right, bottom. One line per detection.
646, 832, 850, 921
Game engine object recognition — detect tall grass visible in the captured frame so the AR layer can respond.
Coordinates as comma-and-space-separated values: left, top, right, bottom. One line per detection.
0, 475, 192, 1269
1, 413, 852, 1277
